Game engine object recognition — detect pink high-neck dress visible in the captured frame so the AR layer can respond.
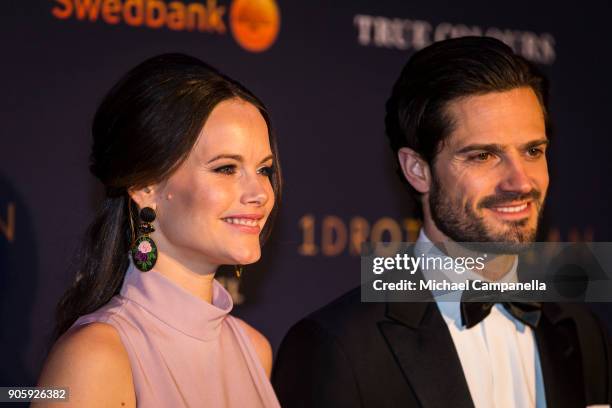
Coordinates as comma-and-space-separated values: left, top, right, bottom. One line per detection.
70, 263, 281, 408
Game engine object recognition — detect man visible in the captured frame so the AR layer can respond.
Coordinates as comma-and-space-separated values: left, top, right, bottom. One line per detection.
272, 37, 611, 407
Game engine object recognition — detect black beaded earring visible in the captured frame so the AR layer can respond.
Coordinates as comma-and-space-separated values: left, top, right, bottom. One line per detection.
131, 207, 158, 272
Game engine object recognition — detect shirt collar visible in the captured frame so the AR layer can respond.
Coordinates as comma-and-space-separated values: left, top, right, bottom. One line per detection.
415, 229, 519, 327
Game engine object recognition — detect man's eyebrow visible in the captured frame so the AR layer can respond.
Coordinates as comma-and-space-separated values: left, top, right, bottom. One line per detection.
206, 154, 275, 164
520, 139, 549, 149
455, 143, 505, 155
455, 139, 549, 155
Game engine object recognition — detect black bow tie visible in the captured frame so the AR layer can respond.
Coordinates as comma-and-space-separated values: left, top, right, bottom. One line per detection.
460, 299, 542, 329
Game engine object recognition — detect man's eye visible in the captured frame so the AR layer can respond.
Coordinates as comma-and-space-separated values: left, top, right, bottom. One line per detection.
214, 165, 236, 175
472, 152, 492, 161
527, 147, 544, 157
258, 166, 275, 177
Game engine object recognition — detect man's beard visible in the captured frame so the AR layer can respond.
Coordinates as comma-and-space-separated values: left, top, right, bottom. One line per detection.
428, 172, 545, 254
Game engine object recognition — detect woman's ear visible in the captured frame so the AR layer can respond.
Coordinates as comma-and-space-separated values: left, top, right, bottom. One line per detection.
397, 147, 431, 194
128, 185, 157, 211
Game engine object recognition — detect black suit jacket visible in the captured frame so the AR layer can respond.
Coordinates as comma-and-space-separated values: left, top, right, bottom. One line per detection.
272, 286, 612, 407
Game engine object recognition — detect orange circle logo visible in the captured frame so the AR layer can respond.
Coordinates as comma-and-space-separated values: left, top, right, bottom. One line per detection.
230, 0, 280, 52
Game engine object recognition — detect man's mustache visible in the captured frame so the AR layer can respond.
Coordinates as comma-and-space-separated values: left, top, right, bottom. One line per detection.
477, 190, 542, 209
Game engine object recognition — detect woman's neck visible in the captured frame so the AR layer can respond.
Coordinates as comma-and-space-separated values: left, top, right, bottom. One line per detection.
152, 251, 217, 303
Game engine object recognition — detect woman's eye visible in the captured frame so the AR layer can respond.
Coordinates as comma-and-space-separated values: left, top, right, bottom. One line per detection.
214, 165, 236, 175
258, 166, 275, 177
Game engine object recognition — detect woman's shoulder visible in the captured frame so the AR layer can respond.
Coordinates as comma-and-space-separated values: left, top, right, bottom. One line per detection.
55, 321, 128, 357
231, 317, 273, 377
70, 296, 147, 342
34, 323, 135, 407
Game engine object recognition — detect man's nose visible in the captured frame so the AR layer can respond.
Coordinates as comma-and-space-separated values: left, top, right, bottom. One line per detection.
498, 156, 533, 194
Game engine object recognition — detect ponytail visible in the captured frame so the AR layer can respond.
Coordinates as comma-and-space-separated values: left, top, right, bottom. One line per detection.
54, 196, 131, 339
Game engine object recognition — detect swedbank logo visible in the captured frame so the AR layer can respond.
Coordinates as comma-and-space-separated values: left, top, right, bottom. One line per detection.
51, 0, 280, 53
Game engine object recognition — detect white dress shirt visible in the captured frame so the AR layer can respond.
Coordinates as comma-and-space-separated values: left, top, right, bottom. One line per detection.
415, 230, 546, 408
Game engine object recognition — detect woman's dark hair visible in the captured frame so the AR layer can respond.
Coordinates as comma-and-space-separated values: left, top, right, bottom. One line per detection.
385, 36, 550, 216
54, 53, 282, 338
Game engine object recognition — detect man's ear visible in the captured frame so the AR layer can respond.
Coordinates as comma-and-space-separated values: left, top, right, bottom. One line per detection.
128, 185, 157, 211
398, 147, 431, 193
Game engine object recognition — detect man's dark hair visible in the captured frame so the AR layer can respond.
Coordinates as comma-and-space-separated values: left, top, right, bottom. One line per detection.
385, 36, 550, 214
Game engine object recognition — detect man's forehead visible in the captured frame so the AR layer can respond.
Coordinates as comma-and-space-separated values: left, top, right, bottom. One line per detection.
443, 87, 547, 149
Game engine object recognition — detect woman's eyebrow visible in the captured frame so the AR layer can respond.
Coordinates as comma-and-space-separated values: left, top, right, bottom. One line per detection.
206, 154, 274, 164
206, 154, 242, 164
258, 154, 274, 165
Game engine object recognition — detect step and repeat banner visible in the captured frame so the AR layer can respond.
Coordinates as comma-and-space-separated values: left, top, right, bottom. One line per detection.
1, 0, 611, 386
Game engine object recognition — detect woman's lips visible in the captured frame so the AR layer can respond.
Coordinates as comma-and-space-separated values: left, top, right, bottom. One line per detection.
221, 216, 262, 234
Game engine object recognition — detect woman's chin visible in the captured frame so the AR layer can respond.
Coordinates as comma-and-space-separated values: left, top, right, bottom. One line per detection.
229, 248, 261, 265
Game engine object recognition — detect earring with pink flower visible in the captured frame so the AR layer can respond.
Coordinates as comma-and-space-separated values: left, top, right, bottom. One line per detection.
131, 207, 158, 272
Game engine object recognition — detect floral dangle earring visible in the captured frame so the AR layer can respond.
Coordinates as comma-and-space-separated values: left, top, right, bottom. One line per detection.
131, 207, 158, 272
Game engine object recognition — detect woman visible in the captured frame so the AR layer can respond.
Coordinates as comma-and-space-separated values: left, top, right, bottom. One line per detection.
35, 53, 282, 407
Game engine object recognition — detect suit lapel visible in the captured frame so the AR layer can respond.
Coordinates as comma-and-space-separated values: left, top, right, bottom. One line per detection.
377, 250, 586, 407
535, 303, 585, 408
519, 257, 587, 406
379, 300, 474, 408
